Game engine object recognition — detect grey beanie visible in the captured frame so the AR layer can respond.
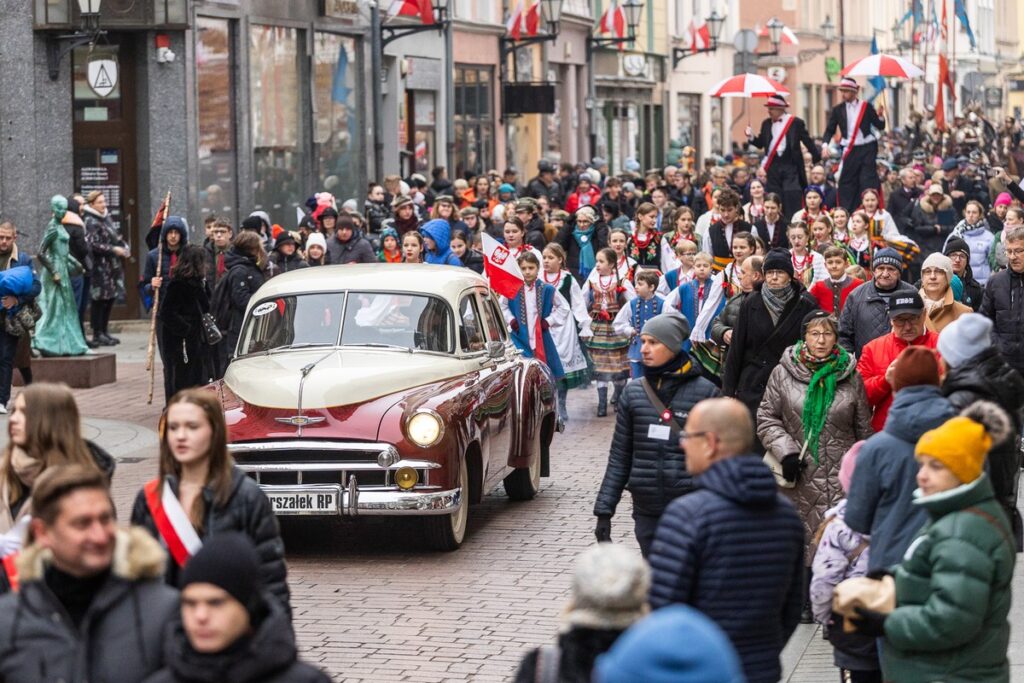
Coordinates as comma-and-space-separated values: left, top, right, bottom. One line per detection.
937, 313, 992, 368
562, 544, 650, 632
641, 313, 691, 351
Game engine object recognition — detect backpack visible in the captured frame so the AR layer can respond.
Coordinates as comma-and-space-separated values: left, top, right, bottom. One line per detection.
210, 272, 235, 334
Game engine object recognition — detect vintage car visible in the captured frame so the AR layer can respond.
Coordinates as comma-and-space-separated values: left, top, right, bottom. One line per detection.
212, 264, 559, 550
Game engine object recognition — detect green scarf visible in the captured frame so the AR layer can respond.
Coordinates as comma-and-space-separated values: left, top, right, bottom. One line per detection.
796, 341, 849, 465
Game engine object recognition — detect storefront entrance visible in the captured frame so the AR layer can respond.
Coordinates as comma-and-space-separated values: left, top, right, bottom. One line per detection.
72, 35, 141, 317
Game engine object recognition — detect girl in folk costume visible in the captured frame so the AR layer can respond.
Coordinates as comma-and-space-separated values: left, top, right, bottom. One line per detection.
608, 228, 637, 283
402, 231, 425, 264
660, 206, 698, 272
857, 188, 900, 240
788, 221, 828, 286
694, 187, 722, 240
630, 203, 662, 270
831, 206, 851, 244
582, 247, 636, 417
810, 214, 852, 260
501, 252, 569, 383
613, 269, 665, 379
720, 231, 757, 299
657, 239, 697, 295
791, 186, 827, 226
130, 389, 290, 612
503, 217, 544, 261
744, 178, 767, 223
845, 211, 873, 271
542, 244, 594, 423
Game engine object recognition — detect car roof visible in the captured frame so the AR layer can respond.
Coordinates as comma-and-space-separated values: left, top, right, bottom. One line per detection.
253, 264, 490, 301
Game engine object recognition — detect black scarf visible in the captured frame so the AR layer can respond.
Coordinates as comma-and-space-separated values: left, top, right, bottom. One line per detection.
45, 564, 111, 628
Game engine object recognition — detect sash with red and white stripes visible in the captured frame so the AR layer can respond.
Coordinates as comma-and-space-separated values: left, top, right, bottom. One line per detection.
761, 115, 796, 171
143, 478, 203, 568
2, 552, 19, 592
835, 101, 869, 185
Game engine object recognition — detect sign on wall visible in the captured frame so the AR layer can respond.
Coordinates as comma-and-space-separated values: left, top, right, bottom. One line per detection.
87, 58, 118, 98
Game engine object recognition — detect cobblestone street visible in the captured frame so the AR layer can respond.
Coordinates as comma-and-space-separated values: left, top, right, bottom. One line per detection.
9, 331, 1024, 682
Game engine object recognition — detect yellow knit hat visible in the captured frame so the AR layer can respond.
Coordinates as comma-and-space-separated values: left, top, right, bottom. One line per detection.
915, 416, 991, 484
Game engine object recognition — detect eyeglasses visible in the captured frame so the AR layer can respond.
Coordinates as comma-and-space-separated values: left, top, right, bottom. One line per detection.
805, 330, 836, 339
679, 431, 710, 441
1006, 248, 1024, 257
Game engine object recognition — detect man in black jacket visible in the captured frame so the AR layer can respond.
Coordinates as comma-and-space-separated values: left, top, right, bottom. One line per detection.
887, 167, 921, 233
526, 160, 561, 206
514, 199, 548, 251
981, 227, 1024, 378
145, 534, 329, 683
821, 77, 886, 212
594, 314, 718, 557
943, 237, 984, 311
746, 95, 819, 221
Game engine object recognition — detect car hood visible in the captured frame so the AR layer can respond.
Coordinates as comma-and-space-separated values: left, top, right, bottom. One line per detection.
224, 348, 471, 410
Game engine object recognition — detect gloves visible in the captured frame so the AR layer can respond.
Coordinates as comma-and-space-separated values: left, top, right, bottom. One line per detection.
850, 606, 888, 638
594, 515, 612, 543
540, 319, 550, 331
866, 567, 894, 581
509, 319, 519, 332
781, 454, 802, 483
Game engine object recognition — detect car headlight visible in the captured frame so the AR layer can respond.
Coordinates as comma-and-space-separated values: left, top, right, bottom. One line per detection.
406, 410, 443, 447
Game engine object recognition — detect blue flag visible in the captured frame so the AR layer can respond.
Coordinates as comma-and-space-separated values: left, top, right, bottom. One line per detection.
331, 43, 351, 104
954, 0, 976, 48
867, 36, 886, 104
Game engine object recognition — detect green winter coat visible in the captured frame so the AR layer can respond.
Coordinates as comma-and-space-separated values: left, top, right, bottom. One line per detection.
882, 474, 1015, 683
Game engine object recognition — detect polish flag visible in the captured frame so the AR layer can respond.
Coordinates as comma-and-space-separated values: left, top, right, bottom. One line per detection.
688, 18, 711, 53
525, 2, 541, 37
506, 0, 525, 39
598, 0, 626, 38
388, 0, 434, 25
482, 233, 525, 299
755, 23, 800, 45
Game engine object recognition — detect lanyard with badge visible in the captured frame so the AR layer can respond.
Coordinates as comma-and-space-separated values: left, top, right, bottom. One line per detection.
641, 378, 682, 441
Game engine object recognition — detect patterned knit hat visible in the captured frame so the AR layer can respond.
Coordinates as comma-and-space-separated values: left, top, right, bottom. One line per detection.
839, 76, 860, 92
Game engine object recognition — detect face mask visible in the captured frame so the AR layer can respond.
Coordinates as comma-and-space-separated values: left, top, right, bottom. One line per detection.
11, 447, 43, 488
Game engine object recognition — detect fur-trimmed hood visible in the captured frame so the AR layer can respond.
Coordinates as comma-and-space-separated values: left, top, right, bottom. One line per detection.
16, 526, 166, 583
917, 194, 954, 215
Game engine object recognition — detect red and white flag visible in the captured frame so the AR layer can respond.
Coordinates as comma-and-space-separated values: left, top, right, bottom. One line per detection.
388, 0, 434, 25
755, 22, 800, 45
482, 233, 525, 299
506, 0, 525, 39
525, 2, 541, 37
143, 478, 203, 568
598, 0, 626, 38
688, 18, 711, 52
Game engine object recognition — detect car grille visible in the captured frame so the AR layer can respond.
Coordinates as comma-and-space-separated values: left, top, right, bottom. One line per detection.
228, 440, 440, 490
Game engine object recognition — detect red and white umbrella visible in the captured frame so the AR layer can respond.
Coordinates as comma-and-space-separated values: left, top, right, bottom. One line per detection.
841, 54, 923, 79
707, 74, 790, 98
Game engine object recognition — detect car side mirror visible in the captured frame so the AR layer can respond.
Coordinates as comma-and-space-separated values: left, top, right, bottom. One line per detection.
486, 341, 505, 359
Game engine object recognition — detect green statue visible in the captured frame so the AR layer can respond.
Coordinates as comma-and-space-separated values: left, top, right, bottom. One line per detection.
32, 195, 89, 357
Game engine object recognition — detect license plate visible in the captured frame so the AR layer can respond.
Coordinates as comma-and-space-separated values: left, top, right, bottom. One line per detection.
267, 491, 338, 515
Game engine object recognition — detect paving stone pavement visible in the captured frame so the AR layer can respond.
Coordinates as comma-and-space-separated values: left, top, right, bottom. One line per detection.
10, 336, 1023, 682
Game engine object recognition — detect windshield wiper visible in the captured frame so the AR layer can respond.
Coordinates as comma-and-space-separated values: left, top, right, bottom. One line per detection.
265, 343, 333, 355
346, 342, 414, 353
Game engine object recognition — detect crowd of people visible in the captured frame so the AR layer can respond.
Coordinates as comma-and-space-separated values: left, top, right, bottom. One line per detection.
0, 74, 1021, 681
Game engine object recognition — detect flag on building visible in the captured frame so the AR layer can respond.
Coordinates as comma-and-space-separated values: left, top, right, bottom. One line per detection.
481, 233, 525, 299
755, 22, 799, 46
954, 0, 976, 48
524, 2, 541, 36
866, 36, 887, 103
688, 18, 711, 52
388, 0, 434, 25
506, 0, 525, 39
598, 0, 626, 38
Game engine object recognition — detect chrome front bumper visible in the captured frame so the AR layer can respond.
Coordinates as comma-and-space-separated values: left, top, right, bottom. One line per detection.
229, 440, 461, 517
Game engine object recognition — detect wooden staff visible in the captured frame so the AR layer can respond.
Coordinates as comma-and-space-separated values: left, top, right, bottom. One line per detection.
146, 191, 171, 404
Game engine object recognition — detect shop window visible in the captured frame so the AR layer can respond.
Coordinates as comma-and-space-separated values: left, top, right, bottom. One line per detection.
250, 25, 303, 227
73, 44, 121, 122
454, 65, 494, 178
314, 32, 360, 204
196, 16, 237, 225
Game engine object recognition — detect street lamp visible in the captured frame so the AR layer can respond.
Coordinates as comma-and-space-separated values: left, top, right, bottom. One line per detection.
502, 0, 565, 60
47, 0, 105, 80
540, 0, 564, 29
622, 0, 644, 32
821, 15, 836, 44
672, 8, 727, 67
766, 17, 784, 49
796, 15, 837, 62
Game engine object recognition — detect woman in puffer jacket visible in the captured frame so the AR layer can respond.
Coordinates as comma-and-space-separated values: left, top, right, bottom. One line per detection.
131, 388, 290, 613
757, 311, 873, 620
850, 403, 1016, 683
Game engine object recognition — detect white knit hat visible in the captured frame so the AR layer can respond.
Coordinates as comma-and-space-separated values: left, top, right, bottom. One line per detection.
305, 232, 327, 252
561, 544, 650, 632
938, 313, 992, 368
921, 252, 954, 287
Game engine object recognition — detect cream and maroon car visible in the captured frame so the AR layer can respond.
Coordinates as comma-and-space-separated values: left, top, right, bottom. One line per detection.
212, 264, 558, 550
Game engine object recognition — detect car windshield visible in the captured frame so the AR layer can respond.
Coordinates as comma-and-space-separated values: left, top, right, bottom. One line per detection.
238, 291, 454, 355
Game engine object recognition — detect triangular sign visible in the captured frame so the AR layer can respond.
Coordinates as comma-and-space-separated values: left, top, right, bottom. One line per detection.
87, 59, 119, 98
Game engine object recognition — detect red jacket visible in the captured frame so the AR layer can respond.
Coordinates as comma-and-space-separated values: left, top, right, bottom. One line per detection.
809, 277, 864, 314
564, 187, 602, 214
857, 330, 940, 432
